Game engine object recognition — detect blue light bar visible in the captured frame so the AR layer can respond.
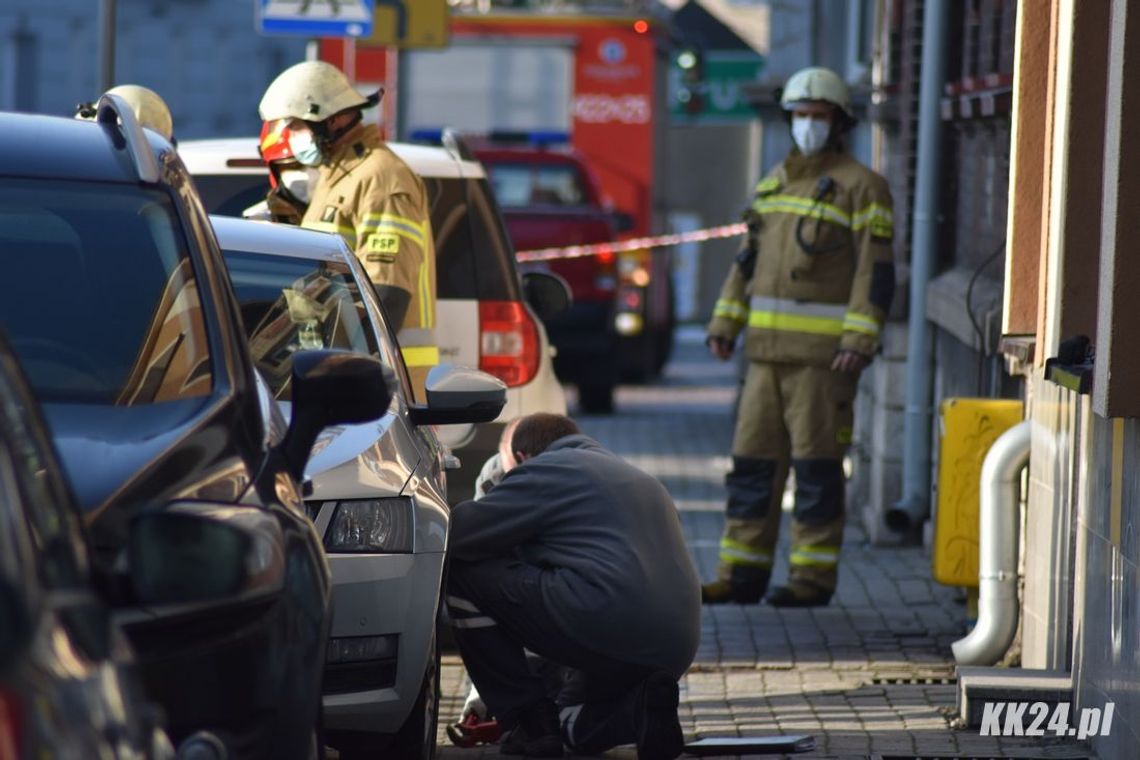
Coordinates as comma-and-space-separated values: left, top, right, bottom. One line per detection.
487, 130, 570, 147
409, 128, 571, 149
410, 128, 445, 144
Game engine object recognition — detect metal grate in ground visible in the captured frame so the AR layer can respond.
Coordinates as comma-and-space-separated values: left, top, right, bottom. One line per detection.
872, 756, 1093, 760
871, 673, 958, 686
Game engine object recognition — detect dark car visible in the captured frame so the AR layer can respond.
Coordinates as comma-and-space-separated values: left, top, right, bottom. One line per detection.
0, 97, 391, 759
0, 339, 175, 760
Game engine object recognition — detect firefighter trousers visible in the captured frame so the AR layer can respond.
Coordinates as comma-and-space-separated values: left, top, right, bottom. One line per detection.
716, 361, 856, 595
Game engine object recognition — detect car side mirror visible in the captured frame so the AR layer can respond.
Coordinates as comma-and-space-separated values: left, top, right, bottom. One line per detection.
129, 503, 286, 606
409, 364, 507, 426
522, 271, 572, 321
611, 211, 636, 234
0, 577, 32, 674
282, 350, 393, 480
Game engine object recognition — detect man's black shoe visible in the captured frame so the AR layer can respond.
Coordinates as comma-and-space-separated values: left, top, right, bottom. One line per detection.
765, 583, 833, 608
634, 672, 684, 760
500, 700, 563, 757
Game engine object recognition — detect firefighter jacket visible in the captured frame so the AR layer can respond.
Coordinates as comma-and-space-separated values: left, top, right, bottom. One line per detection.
708, 149, 895, 366
301, 123, 439, 374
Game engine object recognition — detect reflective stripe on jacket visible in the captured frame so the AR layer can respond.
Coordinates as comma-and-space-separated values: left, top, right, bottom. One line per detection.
396, 326, 440, 368
708, 150, 896, 366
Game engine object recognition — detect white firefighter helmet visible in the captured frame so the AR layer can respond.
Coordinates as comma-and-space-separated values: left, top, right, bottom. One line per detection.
259, 61, 372, 123
780, 67, 852, 118
77, 84, 174, 141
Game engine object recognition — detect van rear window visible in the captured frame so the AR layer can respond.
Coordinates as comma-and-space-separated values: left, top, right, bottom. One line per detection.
424, 177, 520, 302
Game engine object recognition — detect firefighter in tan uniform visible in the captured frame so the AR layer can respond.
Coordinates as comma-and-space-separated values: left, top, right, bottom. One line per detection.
703, 67, 895, 607
258, 61, 438, 401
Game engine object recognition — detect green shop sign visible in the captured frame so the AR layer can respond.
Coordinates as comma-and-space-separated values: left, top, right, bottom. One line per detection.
670, 52, 766, 122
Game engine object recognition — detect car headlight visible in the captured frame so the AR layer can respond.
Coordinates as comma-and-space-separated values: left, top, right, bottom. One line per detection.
324, 497, 413, 553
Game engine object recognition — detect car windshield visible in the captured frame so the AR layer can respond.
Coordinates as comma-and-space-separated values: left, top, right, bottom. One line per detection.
486, 163, 587, 207
0, 179, 213, 405
222, 251, 380, 400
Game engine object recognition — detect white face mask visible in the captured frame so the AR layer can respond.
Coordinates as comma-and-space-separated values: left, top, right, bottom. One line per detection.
791, 116, 831, 156
278, 168, 318, 204
287, 128, 323, 167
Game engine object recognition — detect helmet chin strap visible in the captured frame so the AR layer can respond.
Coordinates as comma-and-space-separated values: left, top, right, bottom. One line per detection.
313, 109, 364, 151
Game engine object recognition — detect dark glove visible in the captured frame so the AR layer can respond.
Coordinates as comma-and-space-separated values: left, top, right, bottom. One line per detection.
706, 335, 735, 361
266, 186, 306, 225
735, 243, 758, 280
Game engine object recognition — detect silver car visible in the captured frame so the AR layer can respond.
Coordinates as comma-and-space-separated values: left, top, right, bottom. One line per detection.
210, 216, 505, 760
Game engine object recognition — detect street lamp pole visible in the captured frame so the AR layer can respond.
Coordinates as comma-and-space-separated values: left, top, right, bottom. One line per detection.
99, 0, 117, 93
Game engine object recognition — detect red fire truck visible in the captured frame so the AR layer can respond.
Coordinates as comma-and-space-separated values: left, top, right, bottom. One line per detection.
320, 11, 675, 413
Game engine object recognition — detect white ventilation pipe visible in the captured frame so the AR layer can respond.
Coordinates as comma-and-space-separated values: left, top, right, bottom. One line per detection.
952, 420, 1032, 666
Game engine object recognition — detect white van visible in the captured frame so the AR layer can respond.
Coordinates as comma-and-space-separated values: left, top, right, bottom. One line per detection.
179, 136, 569, 501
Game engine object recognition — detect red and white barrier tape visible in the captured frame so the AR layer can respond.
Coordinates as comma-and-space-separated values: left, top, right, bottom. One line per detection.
515, 223, 748, 262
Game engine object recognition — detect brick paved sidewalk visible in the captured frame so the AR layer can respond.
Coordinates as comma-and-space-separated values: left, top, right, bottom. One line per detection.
435, 328, 1094, 760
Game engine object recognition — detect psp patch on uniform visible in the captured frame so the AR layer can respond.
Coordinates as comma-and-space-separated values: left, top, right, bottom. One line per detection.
367, 234, 400, 254
321, 205, 338, 223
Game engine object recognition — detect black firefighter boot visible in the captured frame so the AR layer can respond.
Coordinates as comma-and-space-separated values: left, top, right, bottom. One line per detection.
701, 570, 769, 605
765, 579, 834, 608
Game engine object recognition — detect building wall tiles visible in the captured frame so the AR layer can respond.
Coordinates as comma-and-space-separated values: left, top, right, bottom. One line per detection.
850, 321, 910, 546
1073, 414, 1140, 759
1023, 374, 1076, 670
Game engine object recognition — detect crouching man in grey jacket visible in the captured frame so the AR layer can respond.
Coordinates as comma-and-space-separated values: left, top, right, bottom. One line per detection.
446, 413, 702, 759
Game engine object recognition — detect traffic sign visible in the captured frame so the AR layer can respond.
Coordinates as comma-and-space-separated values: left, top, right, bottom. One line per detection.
366, 0, 449, 49
258, 0, 374, 38
669, 52, 766, 122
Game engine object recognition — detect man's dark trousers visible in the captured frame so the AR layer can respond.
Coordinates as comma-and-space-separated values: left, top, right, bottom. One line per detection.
447, 557, 657, 752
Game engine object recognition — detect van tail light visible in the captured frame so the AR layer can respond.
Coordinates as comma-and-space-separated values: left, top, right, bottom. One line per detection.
0, 689, 22, 760
479, 301, 540, 388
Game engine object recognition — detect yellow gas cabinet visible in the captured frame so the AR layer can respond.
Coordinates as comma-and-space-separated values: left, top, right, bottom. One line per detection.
932, 398, 1024, 587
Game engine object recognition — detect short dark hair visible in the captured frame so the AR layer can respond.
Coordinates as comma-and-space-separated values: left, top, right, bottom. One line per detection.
511, 413, 581, 459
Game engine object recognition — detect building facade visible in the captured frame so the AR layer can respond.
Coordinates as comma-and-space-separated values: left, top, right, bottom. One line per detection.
1, 0, 306, 138
1000, 1, 1140, 756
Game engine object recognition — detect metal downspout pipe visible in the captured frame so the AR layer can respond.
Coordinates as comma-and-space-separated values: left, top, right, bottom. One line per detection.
886, 0, 952, 534
952, 420, 1032, 665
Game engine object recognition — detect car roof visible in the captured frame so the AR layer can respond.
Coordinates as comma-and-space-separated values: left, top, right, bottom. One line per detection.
180, 137, 486, 179
0, 112, 172, 183
210, 215, 349, 263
